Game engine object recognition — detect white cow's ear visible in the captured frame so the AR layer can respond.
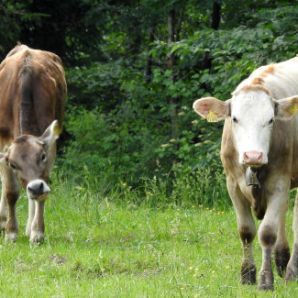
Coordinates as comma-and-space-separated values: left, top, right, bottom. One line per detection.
193, 97, 230, 122
41, 120, 61, 146
275, 95, 298, 120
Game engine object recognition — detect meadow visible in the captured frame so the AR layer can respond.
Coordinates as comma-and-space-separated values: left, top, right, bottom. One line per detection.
0, 176, 297, 297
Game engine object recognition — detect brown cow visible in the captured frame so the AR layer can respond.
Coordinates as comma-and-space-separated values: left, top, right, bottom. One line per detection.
0, 44, 66, 243
193, 56, 298, 290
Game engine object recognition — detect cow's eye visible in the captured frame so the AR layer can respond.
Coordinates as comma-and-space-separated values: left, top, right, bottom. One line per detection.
9, 162, 17, 170
41, 152, 47, 162
232, 116, 238, 123
268, 118, 274, 125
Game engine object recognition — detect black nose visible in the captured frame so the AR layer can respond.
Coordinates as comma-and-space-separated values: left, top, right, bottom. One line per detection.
28, 182, 43, 195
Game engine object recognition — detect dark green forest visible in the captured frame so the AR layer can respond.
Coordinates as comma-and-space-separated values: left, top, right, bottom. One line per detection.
1, 0, 298, 206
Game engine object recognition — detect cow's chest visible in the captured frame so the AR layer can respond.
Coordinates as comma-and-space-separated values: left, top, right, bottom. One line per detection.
238, 166, 269, 220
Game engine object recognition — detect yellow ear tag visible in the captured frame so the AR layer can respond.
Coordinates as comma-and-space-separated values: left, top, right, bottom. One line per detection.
289, 104, 298, 115
206, 110, 218, 122
53, 122, 62, 137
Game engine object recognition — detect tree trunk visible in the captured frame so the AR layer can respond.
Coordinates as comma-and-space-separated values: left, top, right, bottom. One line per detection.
211, 0, 221, 30
145, 27, 155, 83
167, 9, 178, 140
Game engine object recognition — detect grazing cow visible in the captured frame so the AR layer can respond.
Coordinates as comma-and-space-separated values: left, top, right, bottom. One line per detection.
193, 56, 298, 290
0, 44, 66, 243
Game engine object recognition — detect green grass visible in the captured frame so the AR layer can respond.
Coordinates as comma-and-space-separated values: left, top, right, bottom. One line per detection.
1, 181, 298, 297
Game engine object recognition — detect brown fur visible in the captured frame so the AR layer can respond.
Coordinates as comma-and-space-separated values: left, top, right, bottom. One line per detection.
261, 65, 275, 77
0, 44, 66, 243
251, 77, 265, 85
0, 44, 66, 138
237, 65, 275, 95
239, 83, 270, 95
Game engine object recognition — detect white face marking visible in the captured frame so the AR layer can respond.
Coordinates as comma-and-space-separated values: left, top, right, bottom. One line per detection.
231, 91, 274, 165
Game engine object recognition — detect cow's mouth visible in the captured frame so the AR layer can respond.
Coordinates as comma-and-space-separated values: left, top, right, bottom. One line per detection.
26, 179, 51, 200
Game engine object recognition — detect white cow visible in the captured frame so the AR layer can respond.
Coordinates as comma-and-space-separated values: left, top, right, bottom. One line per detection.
193, 56, 298, 290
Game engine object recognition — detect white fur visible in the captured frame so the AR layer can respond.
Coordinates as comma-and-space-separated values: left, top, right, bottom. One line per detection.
29, 200, 45, 244
26, 198, 35, 236
5, 232, 17, 242
231, 91, 274, 164
30, 230, 44, 243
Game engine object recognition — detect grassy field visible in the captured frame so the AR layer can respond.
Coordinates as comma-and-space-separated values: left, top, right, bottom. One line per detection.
1, 180, 298, 297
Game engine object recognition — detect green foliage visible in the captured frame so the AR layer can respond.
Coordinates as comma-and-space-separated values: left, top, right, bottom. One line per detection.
1, 1, 298, 206
59, 2, 298, 206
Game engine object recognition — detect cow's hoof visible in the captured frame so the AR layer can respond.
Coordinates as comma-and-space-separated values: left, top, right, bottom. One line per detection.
241, 262, 256, 284
258, 283, 274, 291
258, 270, 274, 291
0, 219, 6, 233
275, 246, 290, 277
30, 231, 44, 244
285, 267, 298, 282
5, 232, 17, 242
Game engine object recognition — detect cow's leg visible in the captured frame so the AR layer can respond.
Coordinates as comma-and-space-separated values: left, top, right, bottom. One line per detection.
25, 198, 35, 237
258, 189, 288, 290
0, 181, 8, 232
227, 178, 257, 284
274, 207, 290, 277
30, 200, 45, 243
285, 191, 298, 281
1, 166, 19, 242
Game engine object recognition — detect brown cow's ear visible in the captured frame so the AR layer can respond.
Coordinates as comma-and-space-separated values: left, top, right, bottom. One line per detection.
0, 153, 7, 164
193, 97, 230, 122
41, 120, 61, 146
276, 95, 298, 120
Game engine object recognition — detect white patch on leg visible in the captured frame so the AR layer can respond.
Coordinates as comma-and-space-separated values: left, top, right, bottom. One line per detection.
30, 230, 44, 244
5, 232, 17, 242
26, 198, 35, 237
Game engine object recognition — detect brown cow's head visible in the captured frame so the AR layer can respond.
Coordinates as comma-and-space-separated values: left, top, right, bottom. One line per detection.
0, 120, 61, 200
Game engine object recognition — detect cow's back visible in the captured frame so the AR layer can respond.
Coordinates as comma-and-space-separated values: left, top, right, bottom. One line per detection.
235, 57, 298, 99
0, 45, 66, 143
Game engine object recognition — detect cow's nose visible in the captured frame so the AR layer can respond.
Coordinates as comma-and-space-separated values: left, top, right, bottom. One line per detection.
27, 179, 50, 198
243, 151, 263, 165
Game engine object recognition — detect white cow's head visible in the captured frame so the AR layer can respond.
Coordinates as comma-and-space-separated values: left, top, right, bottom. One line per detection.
193, 88, 298, 166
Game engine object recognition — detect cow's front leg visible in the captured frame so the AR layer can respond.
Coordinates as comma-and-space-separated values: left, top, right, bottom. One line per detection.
0, 185, 8, 232
274, 209, 290, 277
227, 178, 257, 284
26, 198, 35, 237
1, 166, 19, 242
30, 200, 45, 243
285, 191, 298, 281
258, 187, 288, 290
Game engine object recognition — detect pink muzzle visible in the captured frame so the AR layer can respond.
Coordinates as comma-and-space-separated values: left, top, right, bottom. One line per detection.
243, 151, 263, 166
